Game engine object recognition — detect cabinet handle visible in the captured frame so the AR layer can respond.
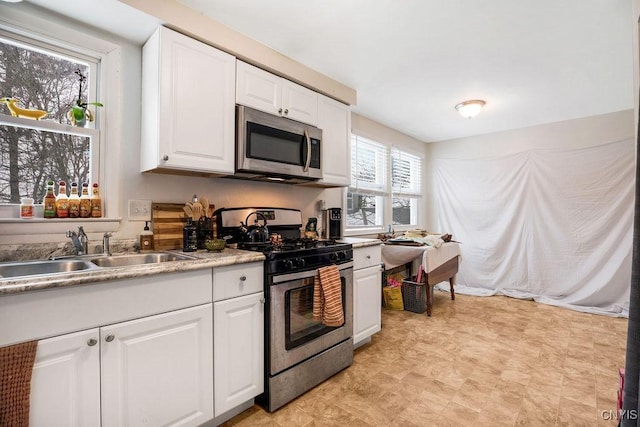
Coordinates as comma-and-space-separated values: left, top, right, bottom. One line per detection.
239, 275, 246, 282
366, 255, 371, 259
260, 298, 266, 304
87, 338, 98, 347
162, 155, 169, 161
278, 108, 283, 114
105, 334, 115, 343
284, 109, 289, 114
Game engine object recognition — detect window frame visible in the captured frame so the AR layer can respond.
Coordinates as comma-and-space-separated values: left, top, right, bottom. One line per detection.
0, 5, 122, 237
345, 134, 423, 236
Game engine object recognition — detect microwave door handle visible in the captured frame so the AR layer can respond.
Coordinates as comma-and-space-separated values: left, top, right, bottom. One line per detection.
303, 129, 311, 172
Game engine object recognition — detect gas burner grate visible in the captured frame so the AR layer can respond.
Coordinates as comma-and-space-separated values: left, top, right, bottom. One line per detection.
238, 238, 340, 253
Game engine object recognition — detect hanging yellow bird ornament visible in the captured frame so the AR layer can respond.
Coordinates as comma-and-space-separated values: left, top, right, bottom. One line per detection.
0, 97, 49, 120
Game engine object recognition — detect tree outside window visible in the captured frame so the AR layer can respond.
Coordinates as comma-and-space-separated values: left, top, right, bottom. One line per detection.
0, 35, 95, 204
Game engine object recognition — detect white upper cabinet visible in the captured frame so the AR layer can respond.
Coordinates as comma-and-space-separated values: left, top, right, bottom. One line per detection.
316, 94, 351, 186
236, 60, 318, 126
141, 26, 236, 174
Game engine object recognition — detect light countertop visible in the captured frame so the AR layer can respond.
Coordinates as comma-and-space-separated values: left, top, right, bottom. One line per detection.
339, 237, 383, 248
0, 249, 265, 296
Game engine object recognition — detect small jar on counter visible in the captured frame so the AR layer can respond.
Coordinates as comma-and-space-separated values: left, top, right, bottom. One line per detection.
20, 197, 34, 219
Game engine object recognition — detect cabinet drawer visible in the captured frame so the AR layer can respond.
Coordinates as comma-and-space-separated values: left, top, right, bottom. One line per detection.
213, 262, 263, 301
353, 245, 382, 270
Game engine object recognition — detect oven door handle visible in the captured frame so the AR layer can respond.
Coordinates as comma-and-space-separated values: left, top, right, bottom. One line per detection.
303, 129, 311, 172
272, 261, 353, 284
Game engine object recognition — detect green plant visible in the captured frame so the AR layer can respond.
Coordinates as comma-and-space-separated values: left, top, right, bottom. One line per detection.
68, 69, 103, 126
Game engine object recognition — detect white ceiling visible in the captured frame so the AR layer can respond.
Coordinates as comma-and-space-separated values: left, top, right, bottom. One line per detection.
179, 0, 635, 142
24, 0, 635, 143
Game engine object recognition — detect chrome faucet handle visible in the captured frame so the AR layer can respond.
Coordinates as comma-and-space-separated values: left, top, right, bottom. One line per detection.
102, 232, 112, 256
66, 229, 86, 255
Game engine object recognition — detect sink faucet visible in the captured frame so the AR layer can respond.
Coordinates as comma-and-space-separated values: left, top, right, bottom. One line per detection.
66, 226, 89, 255
102, 232, 112, 256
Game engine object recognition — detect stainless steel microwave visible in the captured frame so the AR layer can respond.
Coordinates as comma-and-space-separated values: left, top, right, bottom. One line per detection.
236, 105, 322, 181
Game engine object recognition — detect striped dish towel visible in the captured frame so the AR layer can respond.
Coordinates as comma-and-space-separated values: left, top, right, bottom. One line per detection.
312, 265, 344, 327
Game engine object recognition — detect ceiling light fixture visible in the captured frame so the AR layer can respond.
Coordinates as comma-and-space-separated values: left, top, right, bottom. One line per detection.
0, 0, 23, 3
455, 100, 486, 119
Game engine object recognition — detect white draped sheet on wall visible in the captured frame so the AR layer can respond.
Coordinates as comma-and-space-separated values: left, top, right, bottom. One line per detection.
433, 138, 635, 317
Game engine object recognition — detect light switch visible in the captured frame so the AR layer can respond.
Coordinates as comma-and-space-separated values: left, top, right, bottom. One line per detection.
128, 199, 152, 221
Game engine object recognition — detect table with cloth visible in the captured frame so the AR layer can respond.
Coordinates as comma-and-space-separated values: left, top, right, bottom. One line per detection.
381, 242, 461, 315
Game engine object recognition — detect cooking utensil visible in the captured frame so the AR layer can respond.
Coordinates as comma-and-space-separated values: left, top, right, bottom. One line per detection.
200, 197, 210, 218
191, 195, 203, 221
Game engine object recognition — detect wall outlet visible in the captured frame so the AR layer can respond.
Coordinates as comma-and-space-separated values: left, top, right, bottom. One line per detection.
128, 199, 152, 221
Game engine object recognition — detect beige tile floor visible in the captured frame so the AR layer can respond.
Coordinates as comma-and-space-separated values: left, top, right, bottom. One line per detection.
224, 292, 628, 426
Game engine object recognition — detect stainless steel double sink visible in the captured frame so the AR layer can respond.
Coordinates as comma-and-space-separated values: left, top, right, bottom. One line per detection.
0, 252, 197, 279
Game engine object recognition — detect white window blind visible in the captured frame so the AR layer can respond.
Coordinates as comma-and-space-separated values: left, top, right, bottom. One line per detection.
347, 135, 424, 232
391, 148, 422, 196
350, 134, 388, 195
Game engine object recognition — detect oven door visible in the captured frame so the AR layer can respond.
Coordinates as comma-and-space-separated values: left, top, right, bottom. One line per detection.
269, 262, 353, 375
237, 105, 322, 179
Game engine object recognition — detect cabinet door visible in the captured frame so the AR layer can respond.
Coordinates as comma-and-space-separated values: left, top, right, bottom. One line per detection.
214, 292, 264, 415
30, 328, 101, 427
317, 94, 351, 186
236, 60, 282, 116
281, 79, 318, 125
101, 304, 213, 427
145, 26, 236, 174
353, 265, 382, 346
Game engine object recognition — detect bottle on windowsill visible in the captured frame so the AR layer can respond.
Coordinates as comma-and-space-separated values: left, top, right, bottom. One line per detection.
79, 182, 91, 218
43, 180, 56, 219
90, 183, 102, 218
68, 182, 80, 218
56, 181, 69, 218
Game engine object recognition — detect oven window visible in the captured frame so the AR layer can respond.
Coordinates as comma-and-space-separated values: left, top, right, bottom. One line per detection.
284, 277, 346, 350
247, 122, 304, 166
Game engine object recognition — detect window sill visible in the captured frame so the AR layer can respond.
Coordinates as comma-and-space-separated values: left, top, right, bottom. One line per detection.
344, 228, 384, 237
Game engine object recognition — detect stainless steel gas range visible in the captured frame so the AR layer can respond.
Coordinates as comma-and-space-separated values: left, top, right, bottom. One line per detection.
215, 207, 354, 412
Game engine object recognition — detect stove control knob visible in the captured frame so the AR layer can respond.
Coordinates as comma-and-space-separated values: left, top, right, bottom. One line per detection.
293, 258, 305, 268
282, 259, 294, 271
329, 253, 338, 262
338, 251, 347, 261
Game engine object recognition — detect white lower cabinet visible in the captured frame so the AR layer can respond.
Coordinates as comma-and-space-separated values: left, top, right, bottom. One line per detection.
30, 304, 214, 427
30, 328, 101, 427
101, 304, 214, 427
353, 245, 382, 348
213, 261, 265, 417
353, 265, 382, 346
213, 292, 264, 415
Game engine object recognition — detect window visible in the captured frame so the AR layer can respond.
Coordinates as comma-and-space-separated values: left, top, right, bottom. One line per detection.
347, 134, 423, 233
347, 135, 387, 229
0, 30, 100, 205
391, 148, 422, 226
